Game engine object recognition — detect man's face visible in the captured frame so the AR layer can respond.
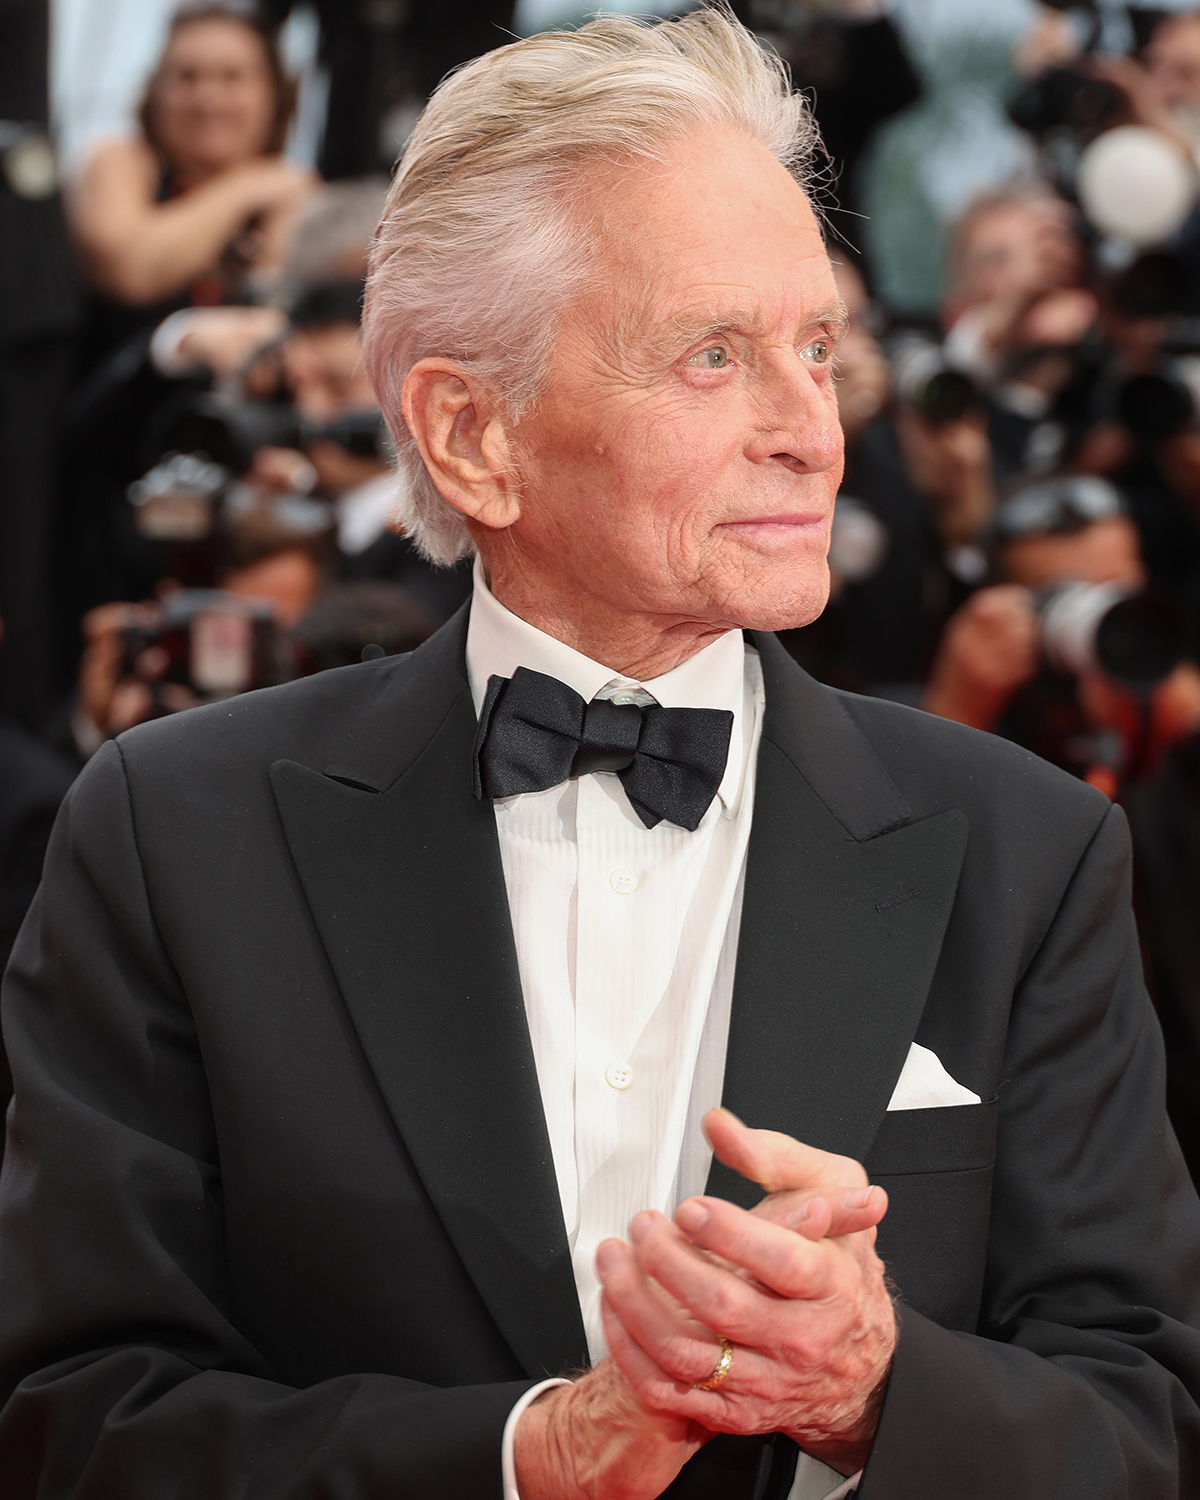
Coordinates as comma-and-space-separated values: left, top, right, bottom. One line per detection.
1147, 17, 1200, 110
283, 323, 376, 424
489, 127, 845, 635
283, 322, 386, 493
953, 201, 1080, 312
1001, 515, 1145, 591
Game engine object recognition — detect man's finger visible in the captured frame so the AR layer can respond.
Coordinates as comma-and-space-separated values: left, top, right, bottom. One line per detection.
595, 1238, 735, 1387
703, 1108, 869, 1198
630, 1210, 838, 1345
752, 1184, 888, 1241
600, 1294, 780, 1430
673, 1196, 856, 1303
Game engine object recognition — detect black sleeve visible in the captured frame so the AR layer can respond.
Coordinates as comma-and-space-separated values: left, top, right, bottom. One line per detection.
0, 743, 534, 1498
859, 805, 1200, 1498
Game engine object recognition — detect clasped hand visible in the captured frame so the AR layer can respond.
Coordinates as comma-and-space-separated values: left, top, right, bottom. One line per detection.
514, 1108, 895, 1500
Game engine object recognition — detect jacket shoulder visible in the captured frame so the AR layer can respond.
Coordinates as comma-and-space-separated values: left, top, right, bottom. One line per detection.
114, 659, 404, 769
113, 606, 470, 788
830, 687, 1112, 836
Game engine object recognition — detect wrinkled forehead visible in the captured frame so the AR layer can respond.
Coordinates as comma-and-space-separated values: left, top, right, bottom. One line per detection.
566, 131, 836, 345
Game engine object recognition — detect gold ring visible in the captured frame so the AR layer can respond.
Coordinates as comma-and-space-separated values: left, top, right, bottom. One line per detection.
691, 1335, 734, 1391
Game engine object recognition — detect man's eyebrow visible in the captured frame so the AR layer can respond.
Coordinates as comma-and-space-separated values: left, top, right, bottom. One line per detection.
821, 300, 851, 343
661, 298, 851, 348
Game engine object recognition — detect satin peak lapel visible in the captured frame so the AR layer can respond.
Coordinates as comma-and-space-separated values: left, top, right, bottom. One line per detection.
269, 617, 587, 1379
708, 637, 969, 1207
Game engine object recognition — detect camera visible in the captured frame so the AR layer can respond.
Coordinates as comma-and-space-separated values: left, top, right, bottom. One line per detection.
147, 391, 301, 474
145, 391, 391, 477
121, 589, 280, 699
1039, 580, 1187, 687
127, 451, 228, 543
127, 451, 334, 589
1009, 67, 1127, 143
1007, 1, 1125, 144
893, 340, 985, 425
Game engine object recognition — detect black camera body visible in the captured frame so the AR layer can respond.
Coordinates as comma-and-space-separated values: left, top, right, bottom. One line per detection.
144, 392, 391, 476
121, 590, 278, 699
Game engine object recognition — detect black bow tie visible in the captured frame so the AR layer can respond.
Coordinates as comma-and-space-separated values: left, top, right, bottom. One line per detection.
472, 667, 734, 831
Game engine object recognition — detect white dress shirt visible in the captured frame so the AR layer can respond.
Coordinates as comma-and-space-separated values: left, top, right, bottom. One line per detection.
465, 563, 856, 1500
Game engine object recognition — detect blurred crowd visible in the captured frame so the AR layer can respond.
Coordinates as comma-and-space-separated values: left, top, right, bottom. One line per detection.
5, 0, 1200, 1161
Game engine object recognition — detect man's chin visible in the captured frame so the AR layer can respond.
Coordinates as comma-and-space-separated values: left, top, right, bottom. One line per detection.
718, 569, 832, 635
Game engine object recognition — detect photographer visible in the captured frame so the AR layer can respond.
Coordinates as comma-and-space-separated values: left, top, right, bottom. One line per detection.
1090, 10, 1200, 161
922, 474, 1200, 789
941, 185, 1099, 483
70, 498, 332, 755
245, 279, 473, 622
1067, 297, 1200, 645
61, 296, 291, 623
64, 278, 471, 646
781, 261, 1000, 693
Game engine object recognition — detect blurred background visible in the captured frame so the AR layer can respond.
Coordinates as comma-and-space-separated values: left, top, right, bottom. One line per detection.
5, 0, 1200, 1157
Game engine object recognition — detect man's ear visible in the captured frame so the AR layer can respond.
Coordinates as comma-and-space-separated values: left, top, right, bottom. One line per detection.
401, 360, 521, 532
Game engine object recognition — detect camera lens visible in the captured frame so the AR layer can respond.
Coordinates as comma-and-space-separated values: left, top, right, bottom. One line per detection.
1095, 591, 1186, 686
1041, 581, 1186, 686
913, 369, 979, 425
1116, 373, 1195, 443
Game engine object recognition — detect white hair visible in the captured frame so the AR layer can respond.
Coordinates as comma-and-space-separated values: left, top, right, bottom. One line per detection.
362, 6, 820, 565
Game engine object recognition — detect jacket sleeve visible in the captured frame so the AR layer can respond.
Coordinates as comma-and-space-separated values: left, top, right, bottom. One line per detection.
858, 804, 1200, 1498
0, 741, 535, 1499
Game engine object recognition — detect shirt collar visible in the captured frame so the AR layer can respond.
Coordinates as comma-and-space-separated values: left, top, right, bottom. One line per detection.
465, 556, 751, 816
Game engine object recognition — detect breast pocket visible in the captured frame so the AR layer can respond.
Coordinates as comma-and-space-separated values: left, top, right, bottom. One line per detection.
864, 1101, 998, 1332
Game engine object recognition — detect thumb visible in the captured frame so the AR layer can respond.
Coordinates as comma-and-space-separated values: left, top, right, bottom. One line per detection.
703, 1107, 864, 1195
704, 1108, 886, 1239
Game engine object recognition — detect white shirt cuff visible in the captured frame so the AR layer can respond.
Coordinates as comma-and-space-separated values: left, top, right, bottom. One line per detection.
787, 1452, 864, 1500
501, 1377, 572, 1500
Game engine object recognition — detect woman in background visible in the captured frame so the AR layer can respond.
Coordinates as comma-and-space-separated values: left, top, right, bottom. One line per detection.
68, 1, 313, 359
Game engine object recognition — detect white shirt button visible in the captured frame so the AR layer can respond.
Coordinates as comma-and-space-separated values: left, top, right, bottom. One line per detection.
610, 690, 640, 706
609, 869, 638, 895
605, 1062, 635, 1090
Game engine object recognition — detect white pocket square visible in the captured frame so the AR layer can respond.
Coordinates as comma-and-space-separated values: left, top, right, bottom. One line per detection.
886, 1042, 981, 1111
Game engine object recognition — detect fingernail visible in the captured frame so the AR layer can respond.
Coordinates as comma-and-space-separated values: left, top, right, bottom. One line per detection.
786, 1200, 813, 1230
675, 1198, 709, 1234
629, 1212, 653, 1245
843, 1188, 872, 1211
595, 1240, 624, 1275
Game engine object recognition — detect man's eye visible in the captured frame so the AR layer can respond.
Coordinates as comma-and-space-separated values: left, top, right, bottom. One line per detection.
686, 346, 730, 369
801, 338, 831, 365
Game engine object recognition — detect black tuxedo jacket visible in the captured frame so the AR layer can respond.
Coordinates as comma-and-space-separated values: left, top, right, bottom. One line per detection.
1, 610, 1199, 1498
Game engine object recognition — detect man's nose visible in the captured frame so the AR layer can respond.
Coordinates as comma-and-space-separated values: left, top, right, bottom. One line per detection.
744, 361, 843, 477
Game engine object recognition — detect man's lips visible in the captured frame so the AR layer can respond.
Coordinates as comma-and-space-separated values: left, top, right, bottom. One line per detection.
716, 513, 829, 531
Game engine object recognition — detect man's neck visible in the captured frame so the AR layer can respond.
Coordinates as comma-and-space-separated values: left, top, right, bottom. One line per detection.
483, 567, 732, 681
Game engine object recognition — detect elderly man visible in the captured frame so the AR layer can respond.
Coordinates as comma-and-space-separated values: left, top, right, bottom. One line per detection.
1, 12, 1198, 1500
